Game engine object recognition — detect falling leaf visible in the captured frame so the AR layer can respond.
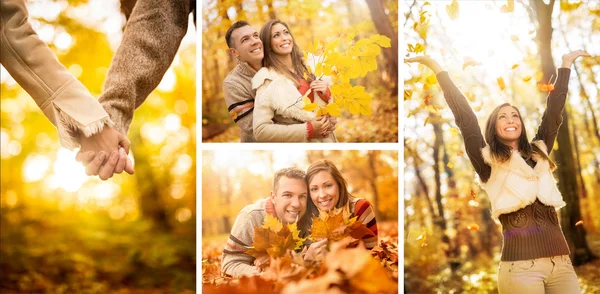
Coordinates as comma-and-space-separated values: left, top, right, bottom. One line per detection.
467, 224, 480, 231
416, 232, 427, 247
462, 57, 481, 70
510, 35, 519, 42
522, 76, 532, 82
464, 92, 476, 101
446, 0, 460, 20
537, 83, 555, 92
511, 64, 519, 69
471, 190, 477, 199
449, 128, 459, 135
457, 150, 464, 157
404, 89, 412, 101
447, 162, 454, 168
424, 94, 433, 105
575, 220, 583, 226
500, 0, 515, 13
497, 77, 506, 91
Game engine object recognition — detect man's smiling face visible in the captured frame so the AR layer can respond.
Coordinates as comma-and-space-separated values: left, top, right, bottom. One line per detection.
229, 25, 263, 65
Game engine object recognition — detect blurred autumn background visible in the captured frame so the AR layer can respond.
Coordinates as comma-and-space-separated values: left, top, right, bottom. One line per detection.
202, 150, 399, 292
201, 0, 399, 142
1, 0, 196, 292
403, 0, 600, 293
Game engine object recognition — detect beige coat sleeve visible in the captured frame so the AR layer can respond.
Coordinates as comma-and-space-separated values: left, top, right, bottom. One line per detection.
0, 0, 111, 149
252, 80, 309, 142
98, 0, 191, 135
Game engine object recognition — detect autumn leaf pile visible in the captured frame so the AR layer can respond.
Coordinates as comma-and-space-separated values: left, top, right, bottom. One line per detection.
202, 221, 399, 293
298, 21, 391, 117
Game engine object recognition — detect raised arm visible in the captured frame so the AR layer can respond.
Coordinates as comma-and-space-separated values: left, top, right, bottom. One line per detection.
532, 50, 590, 153
406, 56, 491, 182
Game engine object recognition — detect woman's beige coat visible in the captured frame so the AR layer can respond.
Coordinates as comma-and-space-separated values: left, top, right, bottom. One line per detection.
0, 0, 112, 149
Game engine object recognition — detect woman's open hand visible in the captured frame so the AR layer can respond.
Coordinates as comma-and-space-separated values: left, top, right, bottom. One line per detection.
303, 239, 328, 261
562, 50, 591, 68
405, 56, 443, 75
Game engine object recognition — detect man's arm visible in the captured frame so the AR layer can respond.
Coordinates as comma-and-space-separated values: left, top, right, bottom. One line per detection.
223, 80, 255, 141
99, 0, 191, 135
221, 211, 260, 277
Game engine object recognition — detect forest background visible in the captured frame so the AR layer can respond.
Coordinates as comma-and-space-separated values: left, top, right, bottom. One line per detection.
1, 0, 196, 292
403, 0, 600, 293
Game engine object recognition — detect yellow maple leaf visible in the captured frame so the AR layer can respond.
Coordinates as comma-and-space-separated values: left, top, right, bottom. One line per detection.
302, 95, 319, 112
446, 0, 460, 20
324, 102, 342, 117
369, 34, 391, 48
262, 214, 283, 231
246, 216, 306, 259
315, 62, 323, 77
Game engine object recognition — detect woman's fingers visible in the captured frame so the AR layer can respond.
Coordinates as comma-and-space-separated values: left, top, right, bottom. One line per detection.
85, 151, 107, 176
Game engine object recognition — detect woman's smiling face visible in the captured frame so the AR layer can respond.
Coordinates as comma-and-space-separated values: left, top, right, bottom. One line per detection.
495, 105, 522, 146
270, 23, 293, 56
309, 170, 340, 212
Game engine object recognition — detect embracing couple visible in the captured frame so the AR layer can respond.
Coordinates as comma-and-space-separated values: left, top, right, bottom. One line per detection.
223, 20, 338, 143
221, 160, 378, 277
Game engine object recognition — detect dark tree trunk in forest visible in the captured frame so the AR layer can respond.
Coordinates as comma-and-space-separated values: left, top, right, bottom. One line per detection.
220, 173, 232, 234
367, 151, 381, 220
365, 0, 398, 94
529, 0, 596, 265
266, 0, 277, 20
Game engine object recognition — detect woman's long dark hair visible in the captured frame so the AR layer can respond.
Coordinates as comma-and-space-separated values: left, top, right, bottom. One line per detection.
259, 20, 315, 86
484, 103, 556, 170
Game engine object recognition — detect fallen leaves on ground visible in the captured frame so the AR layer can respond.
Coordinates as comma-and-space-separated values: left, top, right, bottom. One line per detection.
202, 221, 399, 293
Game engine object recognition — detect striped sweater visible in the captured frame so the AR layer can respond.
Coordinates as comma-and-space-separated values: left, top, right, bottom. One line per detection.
223, 62, 257, 142
221, 198, 276, 277
351, 198, 379, 249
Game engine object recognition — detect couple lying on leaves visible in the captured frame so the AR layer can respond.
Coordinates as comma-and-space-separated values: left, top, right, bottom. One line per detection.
221, 160, 378, 277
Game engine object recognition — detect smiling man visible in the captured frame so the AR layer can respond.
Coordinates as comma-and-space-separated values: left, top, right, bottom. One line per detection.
223, 21, 264, 142
221, 167, 308, 277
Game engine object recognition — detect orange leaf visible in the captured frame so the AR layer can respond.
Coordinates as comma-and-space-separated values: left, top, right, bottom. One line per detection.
511, 64, 519, 69
467, 224, 480, 231
522, 76, 532, 82
424, 94, 433, 105
500, 0, 515, 13
510, 35, 519, 42
462, 57, 481, 70
497, 77, 506, 91
471, 190, 477, 199
464, 92, 476, 101
537, 83, 555, 92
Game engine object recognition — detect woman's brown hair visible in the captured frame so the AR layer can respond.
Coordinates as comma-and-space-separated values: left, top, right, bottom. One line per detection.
484, 103, 556, 170
259, 20, 314, 86
305, 160, 354, 217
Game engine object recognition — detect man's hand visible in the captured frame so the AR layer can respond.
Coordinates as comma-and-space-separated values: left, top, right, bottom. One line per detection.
310, 116, 331, 139
76, 126, 134, 180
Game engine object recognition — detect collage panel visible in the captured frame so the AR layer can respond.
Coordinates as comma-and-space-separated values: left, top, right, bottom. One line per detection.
201, 0, 398, 143
1, 0, 196, 293
201, 150, 399, 292
403, 1, 599, 293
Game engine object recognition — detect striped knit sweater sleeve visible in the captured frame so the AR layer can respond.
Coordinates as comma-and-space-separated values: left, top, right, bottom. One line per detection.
353, 198, 378, 249
221, 199, 274, 277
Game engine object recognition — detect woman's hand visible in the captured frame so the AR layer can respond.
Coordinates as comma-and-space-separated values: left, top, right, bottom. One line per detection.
405, 56, 444, 75
303, 239, 328, 261
310, 80, 328, 94
561, 50, 591, 68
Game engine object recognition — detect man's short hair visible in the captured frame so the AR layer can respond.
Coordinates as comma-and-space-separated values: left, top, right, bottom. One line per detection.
273, 167, 306, 193
225, 20, 250, 49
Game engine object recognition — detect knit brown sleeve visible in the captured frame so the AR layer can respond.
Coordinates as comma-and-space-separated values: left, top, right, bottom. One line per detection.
98, 0, 190, 135
532, 68, 571, 155
436, 72, 491, 182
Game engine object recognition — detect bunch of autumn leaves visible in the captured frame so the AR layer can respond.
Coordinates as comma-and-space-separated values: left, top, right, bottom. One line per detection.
242, 208, 398, 293
297, 22, 392, 118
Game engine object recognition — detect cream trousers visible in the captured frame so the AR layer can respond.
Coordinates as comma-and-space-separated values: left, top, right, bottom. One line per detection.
498, 255, 581, 294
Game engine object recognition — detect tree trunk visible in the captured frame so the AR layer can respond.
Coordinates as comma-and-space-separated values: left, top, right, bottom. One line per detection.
266, 0, 277, 19
365, 0, 398, 94
529, 0, 596, 265
120, 0, 137, 21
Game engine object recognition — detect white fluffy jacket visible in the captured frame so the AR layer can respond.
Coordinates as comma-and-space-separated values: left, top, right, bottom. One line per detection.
481, 140, 565, 220
251, 67, 336, 142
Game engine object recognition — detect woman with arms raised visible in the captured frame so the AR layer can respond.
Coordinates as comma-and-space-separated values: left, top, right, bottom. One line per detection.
406, 50, 590, 293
